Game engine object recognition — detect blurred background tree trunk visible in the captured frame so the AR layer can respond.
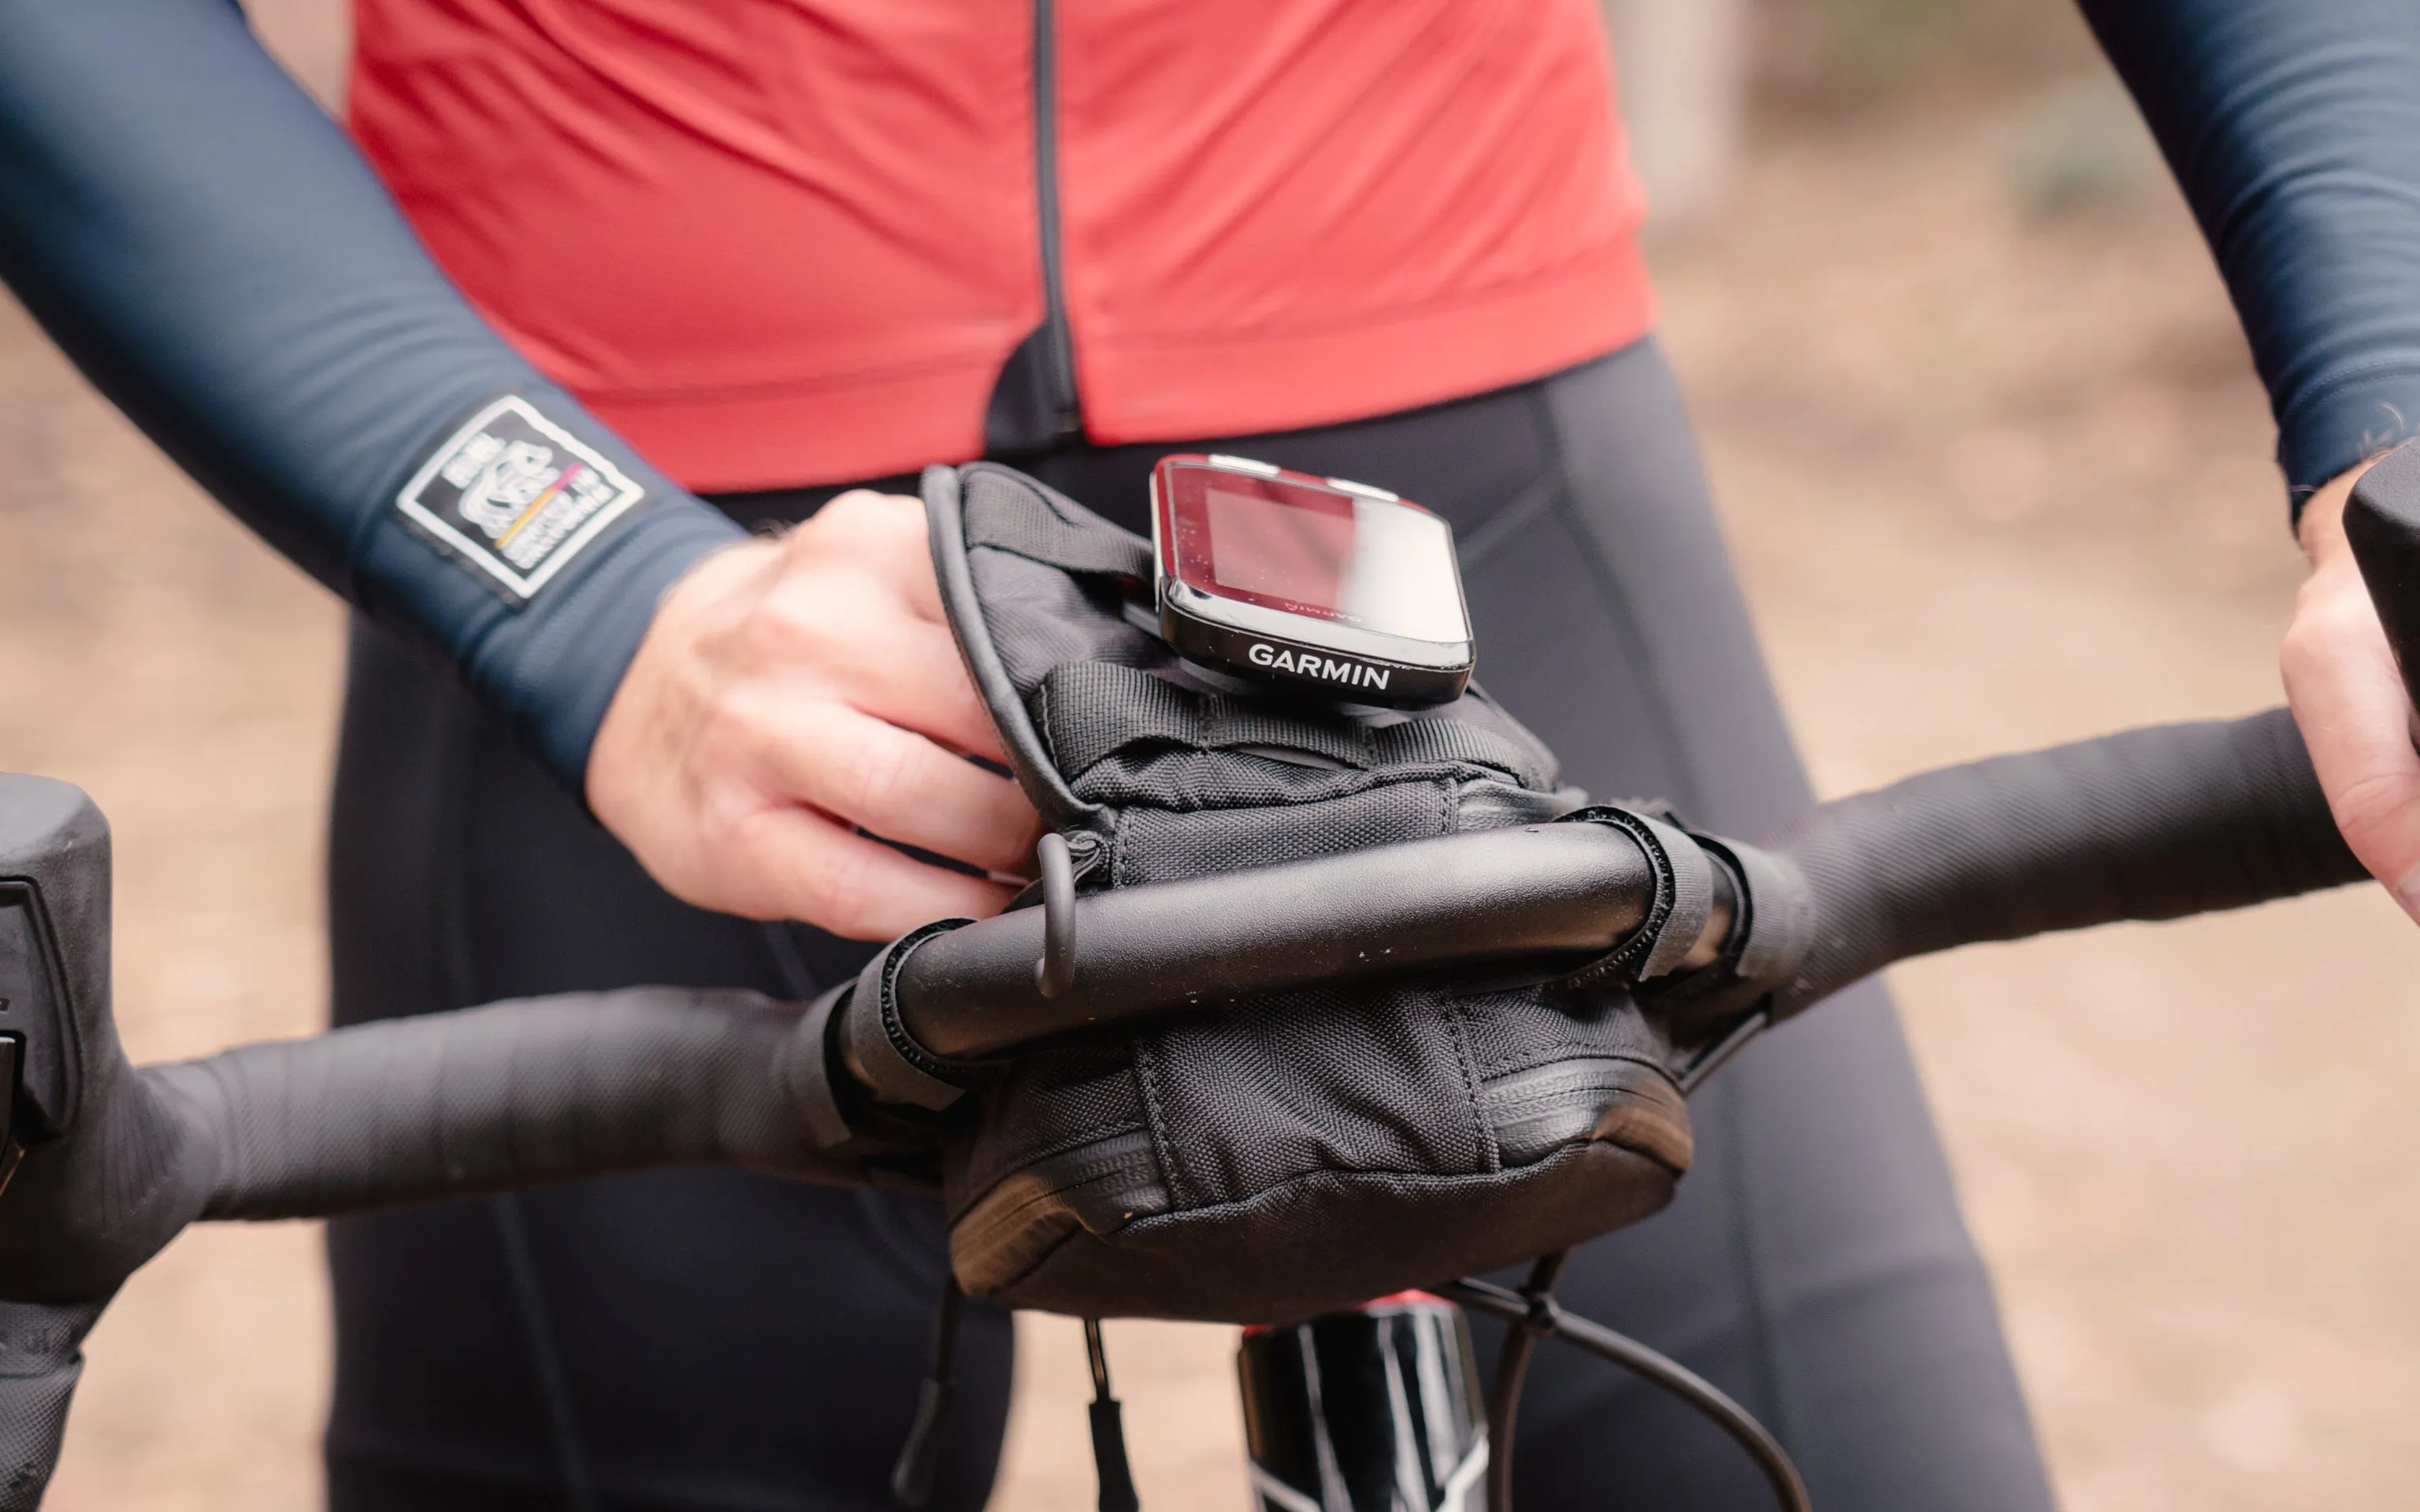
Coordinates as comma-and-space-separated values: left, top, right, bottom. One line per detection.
1603, 0, 1749, 229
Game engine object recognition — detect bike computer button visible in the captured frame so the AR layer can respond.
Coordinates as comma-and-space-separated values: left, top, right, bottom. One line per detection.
1204, 454, 1281, 476
1149, 454, 1475, 707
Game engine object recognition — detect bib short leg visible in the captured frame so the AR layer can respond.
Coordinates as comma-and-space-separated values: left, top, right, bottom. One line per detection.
323, 335, 2054, 1510
322, 624, 1017, 1511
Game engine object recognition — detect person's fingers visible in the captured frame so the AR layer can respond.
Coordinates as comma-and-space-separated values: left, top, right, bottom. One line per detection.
743, 697, 1043, 875
800, 490, 947, 621
738, 556, 1004, 760
830, 611, 1003, 762
755, 498, 1001, 756
2284, 547, 2420, 918
712, 802, 1019, 939
585, 491, 1035, 942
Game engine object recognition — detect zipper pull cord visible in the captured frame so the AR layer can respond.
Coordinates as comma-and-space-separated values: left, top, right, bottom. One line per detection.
889, 1276, 966, 1507
1084, 1317, 1142, 1512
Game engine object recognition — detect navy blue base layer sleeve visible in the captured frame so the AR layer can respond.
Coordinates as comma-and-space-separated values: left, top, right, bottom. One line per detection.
2079, 0, 2420, 506
0, 0, 746, 789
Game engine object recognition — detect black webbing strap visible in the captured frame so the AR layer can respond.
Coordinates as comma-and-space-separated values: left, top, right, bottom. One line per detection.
1035, 662, 1367, 771
1373, 718, 1554, 783
837, 920, 978, 1113
1030, 662, 1556, 788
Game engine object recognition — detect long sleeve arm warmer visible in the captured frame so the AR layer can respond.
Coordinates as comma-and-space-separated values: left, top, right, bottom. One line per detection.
2077, 0, 2420, 506
0, 0, 748, 788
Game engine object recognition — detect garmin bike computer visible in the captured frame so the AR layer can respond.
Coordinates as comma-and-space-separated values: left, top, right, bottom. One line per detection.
1149, 454, 1474, 706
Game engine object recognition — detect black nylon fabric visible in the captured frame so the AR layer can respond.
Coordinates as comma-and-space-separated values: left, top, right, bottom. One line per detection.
1033, 662, 1558, 788
923, 463, 1692, 1322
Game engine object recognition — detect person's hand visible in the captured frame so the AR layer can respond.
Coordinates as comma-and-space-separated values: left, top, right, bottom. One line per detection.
587, 489, 1044, 940
2283, 459, 2420, 921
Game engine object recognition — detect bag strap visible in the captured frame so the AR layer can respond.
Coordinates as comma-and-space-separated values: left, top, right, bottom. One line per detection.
1371, 717, 1557, 784
1032, 662, 1557, 788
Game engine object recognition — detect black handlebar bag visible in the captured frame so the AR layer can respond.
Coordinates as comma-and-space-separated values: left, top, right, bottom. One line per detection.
906, 462, 1694, 1324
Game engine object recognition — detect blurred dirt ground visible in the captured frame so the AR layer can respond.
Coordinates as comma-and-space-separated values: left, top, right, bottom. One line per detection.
6, 10, 2420, 1512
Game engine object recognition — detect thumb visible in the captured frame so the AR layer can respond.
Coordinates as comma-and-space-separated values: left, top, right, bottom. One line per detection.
2286, 466, 2420, 920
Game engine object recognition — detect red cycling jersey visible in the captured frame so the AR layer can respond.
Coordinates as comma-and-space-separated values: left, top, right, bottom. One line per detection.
349, 0, 1655, 492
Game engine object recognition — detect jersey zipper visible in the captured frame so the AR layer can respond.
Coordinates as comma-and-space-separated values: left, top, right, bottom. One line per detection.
1030, 0, 1083, 439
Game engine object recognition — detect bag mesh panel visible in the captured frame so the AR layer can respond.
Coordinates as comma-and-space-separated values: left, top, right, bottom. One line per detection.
962, 470, 1156, 580
1032, 662, 1556, 788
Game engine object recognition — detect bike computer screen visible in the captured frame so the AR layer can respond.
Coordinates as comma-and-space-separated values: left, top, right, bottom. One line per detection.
1149, 454, 1473, 706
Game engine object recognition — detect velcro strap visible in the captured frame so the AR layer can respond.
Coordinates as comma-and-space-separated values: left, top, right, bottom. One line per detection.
1620, 832, 1816, 1037
1703, 836, 1820, 1025
1030, 662, 1554, 787
837, 920, 977, 1112
1553, 806, 1716, 991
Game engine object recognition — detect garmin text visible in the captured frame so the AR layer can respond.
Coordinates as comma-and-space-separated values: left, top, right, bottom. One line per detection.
1247, 642, 1392, 691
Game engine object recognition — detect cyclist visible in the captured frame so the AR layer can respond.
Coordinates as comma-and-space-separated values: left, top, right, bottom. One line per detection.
1, 2, 2415, 1509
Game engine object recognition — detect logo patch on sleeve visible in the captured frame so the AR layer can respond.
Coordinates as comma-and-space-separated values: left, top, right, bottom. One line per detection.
395, 397, 648, 601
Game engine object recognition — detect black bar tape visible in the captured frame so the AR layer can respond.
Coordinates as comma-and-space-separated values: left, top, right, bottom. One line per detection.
791, 983, 862, 1151
154, 987, 863, 1221
1763, 708, 2366, 1019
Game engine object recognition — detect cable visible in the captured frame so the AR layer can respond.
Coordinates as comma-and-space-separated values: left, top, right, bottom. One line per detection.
1676, 1010, 1768, 1095
889, 1277, 964, 1507
1082, 1319, 1141, 1512
1477, 1251, 1568, 1512
1437, 1275, 1810, 1512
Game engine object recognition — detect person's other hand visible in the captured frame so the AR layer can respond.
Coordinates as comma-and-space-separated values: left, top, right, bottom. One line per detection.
587, 489, 1043, 940
2284, 458, 2420, 921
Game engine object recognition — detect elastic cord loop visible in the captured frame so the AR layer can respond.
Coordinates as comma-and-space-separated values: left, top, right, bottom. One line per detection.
1035, 833, 1078, 999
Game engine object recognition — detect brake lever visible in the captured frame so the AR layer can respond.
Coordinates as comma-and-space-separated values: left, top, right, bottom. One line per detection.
2344, 440, 2420, 715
